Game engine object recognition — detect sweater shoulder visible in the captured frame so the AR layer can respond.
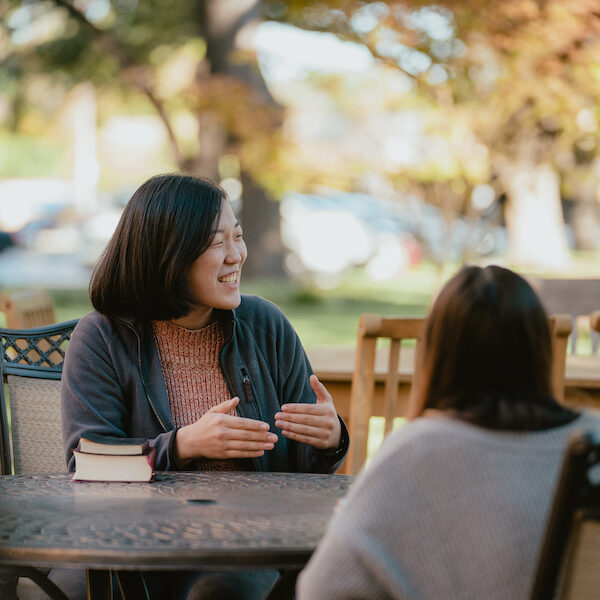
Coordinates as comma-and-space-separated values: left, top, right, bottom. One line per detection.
371, 411, 600, 470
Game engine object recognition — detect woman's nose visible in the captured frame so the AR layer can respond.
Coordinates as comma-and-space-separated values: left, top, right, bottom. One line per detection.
226, 241, 246, 263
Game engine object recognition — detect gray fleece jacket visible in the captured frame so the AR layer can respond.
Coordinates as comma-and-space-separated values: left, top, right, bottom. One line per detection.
61, 294, 348, 473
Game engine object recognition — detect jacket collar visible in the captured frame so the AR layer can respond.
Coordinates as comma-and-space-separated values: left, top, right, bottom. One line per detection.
114, 306, 237, 338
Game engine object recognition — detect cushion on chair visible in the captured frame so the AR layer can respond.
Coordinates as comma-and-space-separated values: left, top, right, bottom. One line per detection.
7, 376, 65, 474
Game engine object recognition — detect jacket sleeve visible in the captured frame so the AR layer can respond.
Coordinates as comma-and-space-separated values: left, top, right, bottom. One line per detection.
60, 316, 178, 472
277, 314, 349, 474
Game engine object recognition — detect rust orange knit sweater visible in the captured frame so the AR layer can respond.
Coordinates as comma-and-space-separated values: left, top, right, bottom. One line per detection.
152, 319, 240, 471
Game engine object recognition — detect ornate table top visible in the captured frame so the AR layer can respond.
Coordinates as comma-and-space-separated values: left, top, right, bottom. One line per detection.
0, 471, 353, 570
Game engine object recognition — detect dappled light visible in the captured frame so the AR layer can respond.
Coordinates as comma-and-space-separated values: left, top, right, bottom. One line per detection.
1, 0, 600, 328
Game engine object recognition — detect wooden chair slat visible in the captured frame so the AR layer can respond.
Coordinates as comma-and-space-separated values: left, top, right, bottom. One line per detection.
550, 314, 573, 403
383, 339, 401, 437
348, 314, 425, 474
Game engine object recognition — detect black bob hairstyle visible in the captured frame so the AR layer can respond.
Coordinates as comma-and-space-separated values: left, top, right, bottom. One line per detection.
90, 174, 227, 321
409, 265, 578, 431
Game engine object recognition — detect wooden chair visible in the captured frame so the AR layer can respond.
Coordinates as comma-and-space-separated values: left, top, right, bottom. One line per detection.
530, 431, 600, 600
0, 289, 56, 329
347, 314, 425, 475
590, 310, 600, 337
528, 278, 600, 354
550, 314, 573, 404
346, 313, 573, 475
0, 320, 78, 600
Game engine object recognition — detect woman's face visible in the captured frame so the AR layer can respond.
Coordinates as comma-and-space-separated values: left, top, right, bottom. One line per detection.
184, 200, 247, 326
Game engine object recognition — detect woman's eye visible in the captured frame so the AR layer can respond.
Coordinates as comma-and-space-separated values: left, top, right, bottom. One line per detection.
236, 233, 244, 239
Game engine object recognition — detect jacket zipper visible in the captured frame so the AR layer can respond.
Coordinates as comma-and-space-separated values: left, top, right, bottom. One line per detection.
241, 367, 255, 402
218, 324, 263, 471
119, 319, 168, 432
240, 367, 265, 472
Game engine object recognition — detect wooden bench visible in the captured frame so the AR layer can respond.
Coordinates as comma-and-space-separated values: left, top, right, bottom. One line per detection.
527, 278, 600, 353
0, 290, 56, 329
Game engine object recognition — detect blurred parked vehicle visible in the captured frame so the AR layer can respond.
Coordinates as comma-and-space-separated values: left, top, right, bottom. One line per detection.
0, 178, 125, 267
280, 190, 508, 281
0, 230, 15, 253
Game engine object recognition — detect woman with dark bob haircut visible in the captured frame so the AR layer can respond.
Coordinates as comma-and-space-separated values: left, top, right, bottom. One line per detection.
298, 265, 600, 600
59, 174, 349, 600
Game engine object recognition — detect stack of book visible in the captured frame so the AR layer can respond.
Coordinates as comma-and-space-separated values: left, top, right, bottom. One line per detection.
72, 433, 156, 482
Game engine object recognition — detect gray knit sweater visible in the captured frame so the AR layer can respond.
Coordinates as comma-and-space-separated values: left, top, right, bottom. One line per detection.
297, 410, 600, 600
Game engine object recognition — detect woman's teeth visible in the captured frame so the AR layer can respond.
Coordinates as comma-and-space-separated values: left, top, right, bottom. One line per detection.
219, 274, 237, 283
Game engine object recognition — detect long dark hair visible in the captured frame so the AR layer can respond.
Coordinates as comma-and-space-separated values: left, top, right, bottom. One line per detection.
409, 265, 578, 431
90, 174, 226, 321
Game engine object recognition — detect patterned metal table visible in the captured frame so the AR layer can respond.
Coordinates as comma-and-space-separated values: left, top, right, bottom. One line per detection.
0, 471, 353, 599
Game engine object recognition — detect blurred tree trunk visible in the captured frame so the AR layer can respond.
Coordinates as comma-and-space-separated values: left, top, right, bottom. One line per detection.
566, 164, 600, 251
195, 0, 286, 279
500, 162, 571, 271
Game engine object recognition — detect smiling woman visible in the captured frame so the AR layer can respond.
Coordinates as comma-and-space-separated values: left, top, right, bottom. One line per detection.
176, 201, 247, 329
58, 173, 349, 600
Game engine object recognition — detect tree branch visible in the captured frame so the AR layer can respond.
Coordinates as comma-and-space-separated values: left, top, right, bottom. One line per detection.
49, 0, 185, 169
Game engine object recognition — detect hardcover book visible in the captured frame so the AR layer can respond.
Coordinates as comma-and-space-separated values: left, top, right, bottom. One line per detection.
77, 433, 149, 456
72, 447, 156, 482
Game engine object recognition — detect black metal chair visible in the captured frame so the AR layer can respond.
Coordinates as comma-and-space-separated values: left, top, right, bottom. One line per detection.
531, 431, 600, 600
0, 320, 78, 600
0, 319, 78, 475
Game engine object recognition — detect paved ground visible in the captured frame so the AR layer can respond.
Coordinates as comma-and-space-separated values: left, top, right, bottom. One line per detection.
0, 247, 91, 290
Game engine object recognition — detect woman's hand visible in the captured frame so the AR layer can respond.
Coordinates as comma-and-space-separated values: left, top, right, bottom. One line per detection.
175, 397, 278, 465
275, 375, 342, 451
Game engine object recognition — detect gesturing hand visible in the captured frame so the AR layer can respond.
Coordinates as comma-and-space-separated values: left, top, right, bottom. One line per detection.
175, 397, 278, 465
275, 375, 342, 451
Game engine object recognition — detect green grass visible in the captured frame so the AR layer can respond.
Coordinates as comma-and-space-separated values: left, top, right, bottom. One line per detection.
16, 262, 445, 348
242, 263, 448, 347
366, 417, 407, 463
5, 255, 600, 351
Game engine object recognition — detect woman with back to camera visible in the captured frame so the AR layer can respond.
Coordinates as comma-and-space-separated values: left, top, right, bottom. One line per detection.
297, 265, 600, 600
59, 173, 349, 600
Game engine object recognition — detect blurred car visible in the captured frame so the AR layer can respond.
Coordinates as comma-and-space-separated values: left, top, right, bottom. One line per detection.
280, 190, 509, 281
0, 230, 15, 253
280, 191, 425, 281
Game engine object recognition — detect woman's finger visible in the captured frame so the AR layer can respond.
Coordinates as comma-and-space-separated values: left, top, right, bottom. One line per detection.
225, 415, 272, 431
275, 419, 330, 439
279, 429, 328, 447
222, 430, 278, 444
223, 439, 275, 451
274, 411, 325, 426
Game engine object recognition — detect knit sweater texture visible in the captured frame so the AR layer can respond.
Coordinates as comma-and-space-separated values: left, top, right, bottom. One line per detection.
152, 320, 234, 425
152, 319, 240, 471
297, 410, 600, 600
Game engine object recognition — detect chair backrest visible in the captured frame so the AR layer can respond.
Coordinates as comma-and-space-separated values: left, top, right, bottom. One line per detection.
347, 314, 425, 474
0, 289, 56, 329
527, 278, 600, 353
0, 320, 78, 475
347, 313, 573, 475
531, 431, 600, 600
590, 310, 600, 336
549, 314, 573, 404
